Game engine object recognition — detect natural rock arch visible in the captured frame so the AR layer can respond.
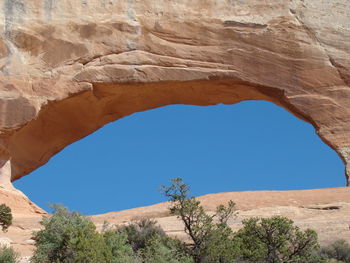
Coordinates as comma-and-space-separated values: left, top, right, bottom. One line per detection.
0, 0, 349, 186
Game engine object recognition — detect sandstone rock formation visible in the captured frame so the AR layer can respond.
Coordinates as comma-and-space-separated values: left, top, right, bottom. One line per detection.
0, 0, 348, 186
0, 186, 44, 259
93, 187, 350, 246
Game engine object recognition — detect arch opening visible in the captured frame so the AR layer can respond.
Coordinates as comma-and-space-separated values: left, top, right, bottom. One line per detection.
0, 0, 348, 215
7, 79, 348, 183
13, 100, 345, 215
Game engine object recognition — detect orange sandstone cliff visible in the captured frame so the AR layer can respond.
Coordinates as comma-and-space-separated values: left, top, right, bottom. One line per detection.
0, 0, 348, 186
0, 0, 349, 260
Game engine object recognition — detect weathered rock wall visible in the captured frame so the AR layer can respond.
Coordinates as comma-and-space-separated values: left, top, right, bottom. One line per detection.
0, 0, 349, 184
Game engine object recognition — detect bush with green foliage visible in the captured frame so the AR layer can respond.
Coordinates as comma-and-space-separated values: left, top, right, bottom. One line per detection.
28, 179, 328, 263
31, 204, 113, 263
161, 178, 325, 263
140, 236, 193, 263
320, 239, 350, 263
161, 177, 238, 263
117, 219, 167, 252
30, 205, 191, 263
103, 229, 136, 263
0, 246, 19, 263
235, 216, 321, 263
201, 223, 240, 263
116, 218, 192, 263
0, 204, 12, 232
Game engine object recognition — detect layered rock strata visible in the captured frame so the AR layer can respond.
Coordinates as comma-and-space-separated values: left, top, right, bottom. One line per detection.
0, 0, 349, 184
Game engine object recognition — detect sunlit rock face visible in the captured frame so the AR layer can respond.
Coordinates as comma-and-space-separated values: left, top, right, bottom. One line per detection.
0, 0, 349, 184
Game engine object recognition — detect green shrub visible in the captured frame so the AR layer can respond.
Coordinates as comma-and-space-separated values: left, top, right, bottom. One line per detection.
30, 204, 194, 263
103, 230, 135, 263
320, 239, 350, 263
30, 204, 112, 263
161, 178, 238, 263
116, 218, 192, 263
27, 182, 329, 263
117, 219, 167, 252
141, 236, 194, 263
0, 204, 12, 232
0, 246, 19, 263
201, 223, 240, 263
235, 216, 321, 263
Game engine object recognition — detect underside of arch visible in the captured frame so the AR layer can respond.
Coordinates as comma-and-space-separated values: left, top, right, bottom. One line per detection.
1, 77, 349, 186
0, 0, 349, 186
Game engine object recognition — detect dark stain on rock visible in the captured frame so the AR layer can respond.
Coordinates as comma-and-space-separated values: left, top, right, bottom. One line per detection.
42, 39, 89, 67
154, 21, 162, 31
9, 30, 43, 56
73, 23, 113, 39
305, 205, 341, 210
223, 20, 268, 29
78, 23, 97, 38
9, 28, 89, 68
111, 22, 139, 34
4, 84, 17, 91
0, 38, 9, 58
0, 96, 36, 129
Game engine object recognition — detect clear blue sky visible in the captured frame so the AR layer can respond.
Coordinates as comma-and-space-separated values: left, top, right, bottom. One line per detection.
13, 101, 345, 215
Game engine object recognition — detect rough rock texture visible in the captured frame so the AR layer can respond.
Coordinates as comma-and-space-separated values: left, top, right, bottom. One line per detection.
2, 187, 349, 259
0, 0, 348, 185
0, 186, 45, 215
0, 187, 44, 259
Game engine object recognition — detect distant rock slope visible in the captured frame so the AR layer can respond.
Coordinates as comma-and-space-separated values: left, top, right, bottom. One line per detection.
2, 187, 348, 259
92, 187, 350, 245
0, 0, 348, 186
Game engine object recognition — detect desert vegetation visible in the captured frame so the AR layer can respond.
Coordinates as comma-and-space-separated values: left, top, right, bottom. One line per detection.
319, 239, 350, 263
0, 246, 20, 263
0, 204, 12, 233
1, 182, 349, 263
26, 179, 350, 262
160, 178, 323, 263
0, 204, 19, 263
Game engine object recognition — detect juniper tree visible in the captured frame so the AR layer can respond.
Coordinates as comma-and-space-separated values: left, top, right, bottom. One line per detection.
0, 204, 12, 232
161, 178, 238, 263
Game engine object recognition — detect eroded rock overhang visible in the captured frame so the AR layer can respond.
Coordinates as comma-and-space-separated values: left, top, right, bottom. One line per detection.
0, 0, 349, 185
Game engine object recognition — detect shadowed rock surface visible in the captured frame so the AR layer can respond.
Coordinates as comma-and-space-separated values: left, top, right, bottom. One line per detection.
0, 0, 348, 185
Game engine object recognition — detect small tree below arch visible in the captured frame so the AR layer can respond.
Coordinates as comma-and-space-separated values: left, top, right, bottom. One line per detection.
0, 204, 12, 232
